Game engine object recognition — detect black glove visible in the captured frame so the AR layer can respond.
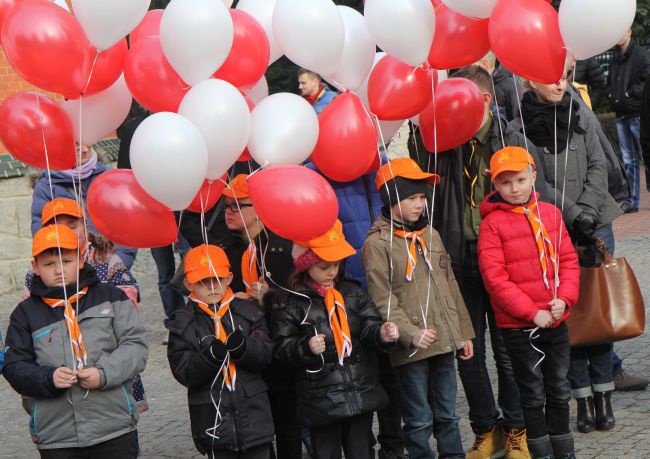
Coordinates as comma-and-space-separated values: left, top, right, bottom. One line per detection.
225, 329, 247, 360
572, 211, 597, 239
201, 336, 227, 363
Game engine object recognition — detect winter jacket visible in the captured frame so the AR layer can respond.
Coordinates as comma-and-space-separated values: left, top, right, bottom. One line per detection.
168, 297, 274, 454
574, 57, 607, 110
270, 280, 389, 427
518, 103, 623, 229
362, 217, 474, 367
430, 117, 553, 281
567, 84, 630, 205
608, 41, 650, 117
492, 66, 524, 122
217, 229, 294, 294
312, 88, 338, 115
2, 266, 148, 450
639, 74, 650, 170
31, 164, 137, 268
477, 192, 581, 329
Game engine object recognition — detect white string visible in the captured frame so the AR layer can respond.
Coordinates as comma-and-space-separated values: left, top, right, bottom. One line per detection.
524, 327, 546, 369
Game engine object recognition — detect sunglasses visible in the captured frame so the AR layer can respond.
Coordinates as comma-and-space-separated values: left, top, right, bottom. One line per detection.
224, 203, 254, 212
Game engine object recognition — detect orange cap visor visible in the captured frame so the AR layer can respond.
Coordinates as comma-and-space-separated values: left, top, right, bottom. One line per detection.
222, 174, 250, 199
295, 220, 356, 262
489, 146, 536, 182
42, 198, 83, 225
32, 224, 79, 257
375, 158, 440, 190
184, 244, 232, 284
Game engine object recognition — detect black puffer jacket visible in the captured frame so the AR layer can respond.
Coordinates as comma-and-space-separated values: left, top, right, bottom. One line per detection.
168, 298, 274, 454
574, 57, 607, 110
269, 280, 390, 427
492, 66, 523, 122
608, 42, 650, 117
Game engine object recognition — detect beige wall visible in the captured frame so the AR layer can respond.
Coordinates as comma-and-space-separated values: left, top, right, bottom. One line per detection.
0, 177, 33, 294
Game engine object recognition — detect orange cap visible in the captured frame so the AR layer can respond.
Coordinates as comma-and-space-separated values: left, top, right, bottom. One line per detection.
222, 174, 250, 199
375, 158, 440, 190
489, 147, 536, 182
295, 220, 356, 262
184, 244, 231, 283
42, 198, 83, 225
32, 224, 79, 257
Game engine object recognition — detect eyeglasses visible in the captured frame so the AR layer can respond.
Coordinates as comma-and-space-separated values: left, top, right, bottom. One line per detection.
224, 203, 254, 213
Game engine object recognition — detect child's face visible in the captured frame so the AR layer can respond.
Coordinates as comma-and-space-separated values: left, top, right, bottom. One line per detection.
32, 249, 82, 288
391, 193, 426, 223
307, 261, 340, 288
494, 169, 536, 205
186, 274, 233, 304
54, 215, 86, 247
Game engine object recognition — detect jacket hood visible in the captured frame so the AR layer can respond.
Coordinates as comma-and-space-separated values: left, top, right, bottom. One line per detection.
492, 66, 512, 85
479, 191, 541, 219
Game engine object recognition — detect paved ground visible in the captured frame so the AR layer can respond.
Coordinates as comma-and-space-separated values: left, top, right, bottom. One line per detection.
1, 183, 648, 458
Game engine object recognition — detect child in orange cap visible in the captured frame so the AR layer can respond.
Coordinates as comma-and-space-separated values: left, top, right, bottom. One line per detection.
167, 244, 275, 458
478, 147, 580, 458
270, 220, 399, 459
3, 224, 148, 457
362, 158, 474, 459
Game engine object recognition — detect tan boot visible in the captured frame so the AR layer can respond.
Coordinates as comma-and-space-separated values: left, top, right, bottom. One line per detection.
466, 426, 504, 459
503, 427, 531, 459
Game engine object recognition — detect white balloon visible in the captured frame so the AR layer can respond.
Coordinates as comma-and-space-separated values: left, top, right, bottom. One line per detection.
130, 112, 208, 210
376, 119, 406, 145
62, 74, 132, 146
273, 0, 345, 77
559, 0, 636, 60
179, 79, 252, 180
224, 0, 234, 6
71, 0, 150, 50
324, 6, 375, 91
440, 0, 498, 19
160, 0, 234, 86
244, 76, 269, 104
364, 0, 435, 67
356, 52, 387, 109
248, 93, 319, 167
237, 0, 283, 65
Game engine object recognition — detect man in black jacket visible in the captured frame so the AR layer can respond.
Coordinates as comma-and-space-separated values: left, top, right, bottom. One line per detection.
574, 57, 607, 111
608, 29, 650, 213
474, 51, 523, 122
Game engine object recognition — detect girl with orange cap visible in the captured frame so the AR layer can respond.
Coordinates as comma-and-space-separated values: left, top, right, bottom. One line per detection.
270, 220, 399, 459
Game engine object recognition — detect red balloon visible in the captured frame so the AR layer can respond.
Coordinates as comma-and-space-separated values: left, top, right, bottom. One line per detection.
428, 3, 490, 70
66, 39, 129, 99
0, 92, 76, 170
87, 169, 178, 248
419, 78, 484, 153
214, 10, 270, 89
1, 1, 93, 97
130, 9, 163, 45
237, 148, 253, 162
489, 0, 566, 84
368, 56, 434, 121
0, 0, 21, 40
248, 166, 339, 241
124, 36, 189, 113
311, 92, 378, 182
187, 176, 227, 213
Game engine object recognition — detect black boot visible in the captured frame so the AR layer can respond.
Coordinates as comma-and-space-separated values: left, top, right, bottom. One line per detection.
550, 433, 576, 459
527, 434, 553, 459
593, 391, 615, 430
576, 396, 596, 433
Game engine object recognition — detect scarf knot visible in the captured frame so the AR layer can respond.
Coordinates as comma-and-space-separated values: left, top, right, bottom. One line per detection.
42, 287, 89, 369
393, 228, 433, 281
241, 243, 260, 297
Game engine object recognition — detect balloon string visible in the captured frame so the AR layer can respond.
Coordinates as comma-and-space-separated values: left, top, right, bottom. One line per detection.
82, 50, 101, 96
489, 72, 507, 148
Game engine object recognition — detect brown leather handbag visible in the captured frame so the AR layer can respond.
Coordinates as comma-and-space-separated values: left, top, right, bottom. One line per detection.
566, 240, 646, 347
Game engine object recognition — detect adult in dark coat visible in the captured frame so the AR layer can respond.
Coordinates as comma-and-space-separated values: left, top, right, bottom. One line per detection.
639, 73, 650, 193
574, 57, 607, 110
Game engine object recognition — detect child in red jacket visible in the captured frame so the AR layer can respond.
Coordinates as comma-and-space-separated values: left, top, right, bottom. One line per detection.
477, 147, 580, 459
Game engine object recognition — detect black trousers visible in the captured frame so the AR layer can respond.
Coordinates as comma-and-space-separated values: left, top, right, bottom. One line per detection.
373, 352, 405, 456
310, 412, 374, 459
268, 386, 302, 459
39, 431, 138, 459
208, 444, 272, 459
502, 323, 572, 439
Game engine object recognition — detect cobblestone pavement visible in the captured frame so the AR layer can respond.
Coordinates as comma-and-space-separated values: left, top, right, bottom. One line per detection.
1, 236, 648, 458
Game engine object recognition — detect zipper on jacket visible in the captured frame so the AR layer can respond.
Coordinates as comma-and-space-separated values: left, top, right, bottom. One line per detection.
362, 176, 376, 223
342, 364, 361, 414
32, 400, 39, 438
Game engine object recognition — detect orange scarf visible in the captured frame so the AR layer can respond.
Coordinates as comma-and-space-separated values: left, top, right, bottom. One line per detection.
190, 288, 237, 391
241, 243, 260, 296
510, 201, 559, 290
42, 287, 89, 369
393, 228, 433, 281
324, 288, 353, 365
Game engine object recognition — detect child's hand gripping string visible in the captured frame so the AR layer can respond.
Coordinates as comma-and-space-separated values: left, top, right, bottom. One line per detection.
380, 322, 399, 343
533, 310, 554, 329
77, 367, 102, 390
309, 334, 327, 355
548, 298, 567, 321
412, 329, 437, 349
53, 366, 77, 389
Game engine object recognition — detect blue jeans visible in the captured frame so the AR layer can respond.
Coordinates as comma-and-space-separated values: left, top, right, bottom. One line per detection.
397, 353, 464, 459
567, 224, 615, 397
151, 245, 186, 329
615, 117, 642, 207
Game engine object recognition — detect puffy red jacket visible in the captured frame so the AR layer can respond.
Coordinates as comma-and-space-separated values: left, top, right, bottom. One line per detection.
478, 192, 580, 329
